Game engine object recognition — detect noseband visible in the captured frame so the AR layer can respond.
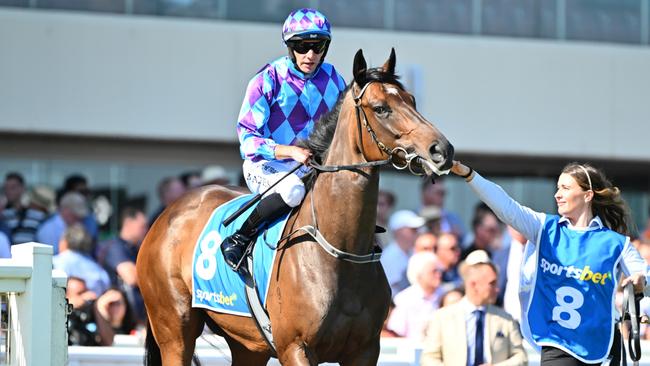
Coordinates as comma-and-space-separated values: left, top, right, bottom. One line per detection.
310, 81, 427, 176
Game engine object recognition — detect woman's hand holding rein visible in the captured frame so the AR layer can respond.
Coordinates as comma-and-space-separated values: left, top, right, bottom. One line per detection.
621, 272, 647, 294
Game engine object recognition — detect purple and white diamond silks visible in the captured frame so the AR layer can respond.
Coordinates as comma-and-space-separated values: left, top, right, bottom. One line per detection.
237, 56, 346, 162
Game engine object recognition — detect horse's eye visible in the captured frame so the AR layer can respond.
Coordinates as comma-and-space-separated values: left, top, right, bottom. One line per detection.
373, 105, 390, 116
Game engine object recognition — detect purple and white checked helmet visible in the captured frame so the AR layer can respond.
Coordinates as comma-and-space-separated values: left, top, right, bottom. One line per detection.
282, 8, 331, 43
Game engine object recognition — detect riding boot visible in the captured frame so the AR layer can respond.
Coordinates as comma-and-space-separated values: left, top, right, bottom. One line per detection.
221, 193, 291, 271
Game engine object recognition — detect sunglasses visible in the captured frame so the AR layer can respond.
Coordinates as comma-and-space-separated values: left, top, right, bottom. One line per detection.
288, 40, 328, 54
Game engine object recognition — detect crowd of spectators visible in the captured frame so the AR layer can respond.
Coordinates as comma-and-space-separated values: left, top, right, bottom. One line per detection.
0, 165, 229, 346
2, 169, 650, 350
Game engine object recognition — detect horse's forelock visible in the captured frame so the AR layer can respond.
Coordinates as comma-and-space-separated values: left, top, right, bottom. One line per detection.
364, 67, 404, 90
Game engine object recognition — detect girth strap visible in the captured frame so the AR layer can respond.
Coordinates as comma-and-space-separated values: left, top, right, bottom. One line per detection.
297, 225, 382, 264
242, 257, 277, 356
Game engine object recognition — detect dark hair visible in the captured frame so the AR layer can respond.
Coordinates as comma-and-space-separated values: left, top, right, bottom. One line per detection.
472, 203, 495, 230
179, 171, 201, 188
63, 174, 88, 192
439, 287, 465, 308
378, 190, 396, 207
5, 172, 25, 186
561, 162, 632, 236
119, 206, 144, 228
157, 176, 179, 199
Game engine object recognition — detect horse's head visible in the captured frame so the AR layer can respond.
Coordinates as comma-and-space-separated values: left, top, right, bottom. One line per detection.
349, 48, 454, 176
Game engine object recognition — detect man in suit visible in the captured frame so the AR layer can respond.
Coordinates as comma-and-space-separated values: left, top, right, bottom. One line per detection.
421, 250, 527, 366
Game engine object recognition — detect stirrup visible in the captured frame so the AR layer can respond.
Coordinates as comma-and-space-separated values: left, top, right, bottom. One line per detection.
233, 242, 255, 275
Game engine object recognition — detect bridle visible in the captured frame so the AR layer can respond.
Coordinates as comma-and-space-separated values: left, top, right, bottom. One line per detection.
309, 81, 430, 176
283, 80, 448, 264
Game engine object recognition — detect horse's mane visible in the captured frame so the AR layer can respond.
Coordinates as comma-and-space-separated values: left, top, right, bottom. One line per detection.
298, 67, 404, 164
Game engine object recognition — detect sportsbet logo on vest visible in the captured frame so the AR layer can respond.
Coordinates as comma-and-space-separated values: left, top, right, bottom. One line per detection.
539, 258, 612, 286
525, 215, 627, 363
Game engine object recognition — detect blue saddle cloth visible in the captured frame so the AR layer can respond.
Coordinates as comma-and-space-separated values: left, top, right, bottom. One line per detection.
191, 194, 289, 317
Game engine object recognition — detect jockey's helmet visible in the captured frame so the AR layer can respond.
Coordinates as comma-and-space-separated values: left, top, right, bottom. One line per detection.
282, 8, 331, 43
282, 8, 332, 73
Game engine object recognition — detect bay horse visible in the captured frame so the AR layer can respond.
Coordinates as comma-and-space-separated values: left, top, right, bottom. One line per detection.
136, 48, 454, 365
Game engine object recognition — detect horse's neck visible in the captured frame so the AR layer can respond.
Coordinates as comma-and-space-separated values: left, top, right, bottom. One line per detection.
310, 103, 379, 255
310, 171, 379, 256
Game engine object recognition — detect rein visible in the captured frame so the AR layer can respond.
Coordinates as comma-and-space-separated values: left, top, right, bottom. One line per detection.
620, 283, 642, 365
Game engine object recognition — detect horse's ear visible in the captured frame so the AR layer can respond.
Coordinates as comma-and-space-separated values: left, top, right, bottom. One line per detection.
353, 49, 367, 86
382, 47, 396, 75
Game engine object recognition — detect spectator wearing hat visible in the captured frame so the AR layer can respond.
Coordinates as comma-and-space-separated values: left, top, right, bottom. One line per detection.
419, 205, 443, 236
380, 210, 425, 297
58, 174, 99, 242
36, 192, 89, 253
421, 250, 527, 366
200, 165, 231, 186
53, 224, 110, 296
386, 251, 446, 341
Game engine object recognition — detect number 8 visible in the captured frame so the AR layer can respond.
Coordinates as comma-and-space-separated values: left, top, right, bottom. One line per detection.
552, 286, 583, 329
195, 231, 221, 280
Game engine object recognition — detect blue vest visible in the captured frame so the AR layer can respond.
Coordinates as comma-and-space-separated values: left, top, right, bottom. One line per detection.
526, 215, 626, 363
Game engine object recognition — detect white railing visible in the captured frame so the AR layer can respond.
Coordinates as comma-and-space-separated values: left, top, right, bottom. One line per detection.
69, 334, 650, 366
0, 243, 68, 366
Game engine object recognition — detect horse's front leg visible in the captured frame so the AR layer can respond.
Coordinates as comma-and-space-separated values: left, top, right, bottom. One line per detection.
277, 342, 318, 366
339, 337, 381, 366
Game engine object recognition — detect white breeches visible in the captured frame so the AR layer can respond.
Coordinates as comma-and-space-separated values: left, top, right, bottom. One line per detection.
242, 159, 311, 207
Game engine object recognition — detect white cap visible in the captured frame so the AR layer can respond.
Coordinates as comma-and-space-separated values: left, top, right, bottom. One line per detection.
201, 165, 229, 185
459, 249, 494, 280
388, 210, 425, 232
464, 249, 492, 265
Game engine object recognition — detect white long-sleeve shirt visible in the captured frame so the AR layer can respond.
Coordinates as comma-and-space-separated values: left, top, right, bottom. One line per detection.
467, 172, 649, 281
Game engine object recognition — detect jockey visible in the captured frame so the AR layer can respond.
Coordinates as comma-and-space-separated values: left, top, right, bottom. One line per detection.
221, 8, 347, 271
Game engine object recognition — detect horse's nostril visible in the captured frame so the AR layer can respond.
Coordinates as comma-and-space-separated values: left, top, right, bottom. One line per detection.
429, 143, 444, 163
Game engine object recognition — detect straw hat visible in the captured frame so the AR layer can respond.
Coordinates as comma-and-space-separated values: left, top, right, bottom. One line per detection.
28, 185, 56, 213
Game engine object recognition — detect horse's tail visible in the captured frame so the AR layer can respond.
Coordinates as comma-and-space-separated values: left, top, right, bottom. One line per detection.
144, 321, 162, 366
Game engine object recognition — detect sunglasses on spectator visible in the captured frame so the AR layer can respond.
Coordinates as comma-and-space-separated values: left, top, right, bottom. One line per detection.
288, 40, 328, 54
